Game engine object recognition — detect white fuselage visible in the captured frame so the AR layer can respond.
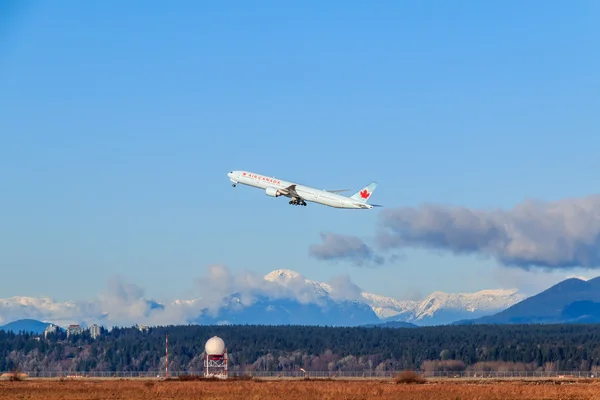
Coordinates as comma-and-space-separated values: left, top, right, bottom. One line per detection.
227, 170, 373, 209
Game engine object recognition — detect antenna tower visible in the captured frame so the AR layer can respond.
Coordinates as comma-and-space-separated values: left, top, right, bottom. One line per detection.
165, 332, 169, 379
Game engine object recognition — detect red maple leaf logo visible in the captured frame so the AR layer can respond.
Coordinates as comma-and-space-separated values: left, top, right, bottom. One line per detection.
360, 189, 370, 199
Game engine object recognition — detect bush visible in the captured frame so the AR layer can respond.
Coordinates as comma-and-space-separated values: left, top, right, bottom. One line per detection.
394, 370, 426, 384
8, 367, 24, 381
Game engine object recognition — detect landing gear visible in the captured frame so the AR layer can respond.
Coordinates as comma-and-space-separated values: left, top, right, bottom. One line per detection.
232, 183, 236, 187
289, 199, 307, 206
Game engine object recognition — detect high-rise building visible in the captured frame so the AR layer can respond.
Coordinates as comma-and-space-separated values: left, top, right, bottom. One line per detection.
66, 324, 83, 337
89, 324, 101, 339
44, 324, 58, 338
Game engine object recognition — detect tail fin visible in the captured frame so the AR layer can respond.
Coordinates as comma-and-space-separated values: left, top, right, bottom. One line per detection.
350, 182, 377, 203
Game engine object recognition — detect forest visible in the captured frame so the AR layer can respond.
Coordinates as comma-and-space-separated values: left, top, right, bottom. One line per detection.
1, 324, 600, 373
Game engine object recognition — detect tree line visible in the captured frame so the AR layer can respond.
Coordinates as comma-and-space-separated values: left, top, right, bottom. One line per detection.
1, 324, 600, 373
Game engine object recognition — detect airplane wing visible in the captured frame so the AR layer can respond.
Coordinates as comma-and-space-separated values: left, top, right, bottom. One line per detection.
279, 184, 301, 199
287, 184, 300, 198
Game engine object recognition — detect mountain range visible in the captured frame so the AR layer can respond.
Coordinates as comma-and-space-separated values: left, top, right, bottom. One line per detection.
262, 269, 527, 326
3, 270, 600, 332
0, 269, 529, 329
454, 276, 600, 325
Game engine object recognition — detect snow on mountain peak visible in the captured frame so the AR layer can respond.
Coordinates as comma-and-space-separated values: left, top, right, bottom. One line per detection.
385, 287, 527, 323
264, 269, 331, 297
264, 269, 303, 283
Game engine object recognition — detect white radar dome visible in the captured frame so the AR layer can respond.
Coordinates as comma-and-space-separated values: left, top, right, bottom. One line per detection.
205, 336, 225, 355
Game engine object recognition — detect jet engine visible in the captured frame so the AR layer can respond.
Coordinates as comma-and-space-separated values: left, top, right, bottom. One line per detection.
265, 187, 282, 197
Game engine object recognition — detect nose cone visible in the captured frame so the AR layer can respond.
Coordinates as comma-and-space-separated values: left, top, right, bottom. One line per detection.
227, 172, 232, 178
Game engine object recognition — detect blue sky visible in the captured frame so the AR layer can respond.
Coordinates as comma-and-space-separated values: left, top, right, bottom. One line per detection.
1, 1, 599, 302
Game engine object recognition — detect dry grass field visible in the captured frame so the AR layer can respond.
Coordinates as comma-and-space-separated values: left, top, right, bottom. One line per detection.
2, 376, 600, 400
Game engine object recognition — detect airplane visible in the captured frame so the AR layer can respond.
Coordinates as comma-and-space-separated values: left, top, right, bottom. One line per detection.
227, 170, 382, 209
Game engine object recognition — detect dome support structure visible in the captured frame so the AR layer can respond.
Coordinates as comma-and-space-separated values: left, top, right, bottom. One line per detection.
203, 336, 228, 379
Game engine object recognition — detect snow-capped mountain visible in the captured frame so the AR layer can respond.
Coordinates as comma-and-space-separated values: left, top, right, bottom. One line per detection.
360, 292, 418, 319
369, 289, 526, 325
263, 269, 527, 326
264, 269, 332, 295
0, 269, 527, 328
191, 292, 381, 327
